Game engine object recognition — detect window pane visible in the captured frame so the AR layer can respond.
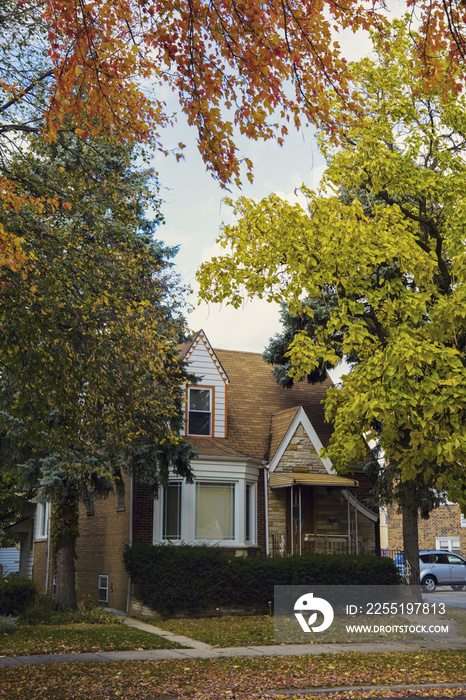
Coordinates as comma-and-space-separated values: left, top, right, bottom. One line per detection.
188, 388, 211, 436
98, 575, 108, 602
163, 482, 182, 540
189, 389, 210, 412
245, 484, 252, 543
36, 502, 49, 538
195, 483, 235, 540
189, 412, 211, 436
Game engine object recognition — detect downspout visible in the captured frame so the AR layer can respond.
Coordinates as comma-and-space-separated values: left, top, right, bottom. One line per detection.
126, 475, 134, 614
45, 504, 51, 593
290, 484, 294, 555
264, 466, 270, 556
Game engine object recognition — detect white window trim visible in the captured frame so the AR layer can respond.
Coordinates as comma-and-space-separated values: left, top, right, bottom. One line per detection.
436, 536, 461, 551
98, 575, 109, 603
35, 501, 50, 540
245, 481, 256, 544
194, 480, 237, 543
187, 387, 212, 437
154, 468, 258, 548
160, 480, 183, 542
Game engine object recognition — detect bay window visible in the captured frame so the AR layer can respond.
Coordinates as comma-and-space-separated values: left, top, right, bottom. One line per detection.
162, 481, 182, 541
195, 482, 235, 541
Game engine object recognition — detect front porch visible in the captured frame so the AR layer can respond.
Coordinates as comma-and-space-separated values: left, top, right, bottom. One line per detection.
270, 532, 375, 556
267, 474, 378, 556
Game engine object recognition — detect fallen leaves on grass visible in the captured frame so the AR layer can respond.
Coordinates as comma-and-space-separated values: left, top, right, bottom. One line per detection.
0, 650, 465, 699
0, 623, 180, 656
149, 614, 274, 647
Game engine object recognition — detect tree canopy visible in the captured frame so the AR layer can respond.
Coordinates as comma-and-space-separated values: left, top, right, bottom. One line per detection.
3, 0, 466, 273
0, 136, 195, 607
197, 19, 466, 512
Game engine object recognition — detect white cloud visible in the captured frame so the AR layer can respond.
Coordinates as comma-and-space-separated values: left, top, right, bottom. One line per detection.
187, 297, 281, 353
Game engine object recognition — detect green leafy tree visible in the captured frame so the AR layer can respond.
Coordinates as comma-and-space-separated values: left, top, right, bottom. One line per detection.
197, 19, 466, 580
0, 137, 195, 609
264, 298, 445, 572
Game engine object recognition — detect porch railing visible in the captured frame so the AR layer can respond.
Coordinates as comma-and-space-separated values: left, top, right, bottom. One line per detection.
270, 533, 376, 557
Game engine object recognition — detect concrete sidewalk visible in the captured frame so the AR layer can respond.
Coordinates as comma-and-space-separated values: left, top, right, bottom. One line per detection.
1, 613, 466, 667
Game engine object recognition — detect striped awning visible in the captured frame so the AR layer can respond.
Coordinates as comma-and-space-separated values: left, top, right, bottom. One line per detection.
269, 473, 358, 489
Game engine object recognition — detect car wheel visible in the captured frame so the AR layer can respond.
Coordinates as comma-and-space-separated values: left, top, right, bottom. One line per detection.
422, 575, 437, 593
451, 585, 464, 591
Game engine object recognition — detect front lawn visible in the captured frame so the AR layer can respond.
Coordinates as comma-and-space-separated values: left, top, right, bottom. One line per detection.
0, 621, 181, 656
149, 613, 423, 647
0, 650, 466, 699
149, 614, 274, 647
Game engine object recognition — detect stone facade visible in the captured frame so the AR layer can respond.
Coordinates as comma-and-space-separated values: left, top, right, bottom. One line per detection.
268, 424, 378, 555
268, 488, 288, 544
275, 424, 327, 474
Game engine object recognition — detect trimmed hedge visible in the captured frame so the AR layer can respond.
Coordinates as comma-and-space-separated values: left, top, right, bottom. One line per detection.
124, 544, 400, 615
0, 575, 37, 616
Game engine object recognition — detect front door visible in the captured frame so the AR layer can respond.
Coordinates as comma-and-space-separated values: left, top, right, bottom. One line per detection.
286, 486, 315, 554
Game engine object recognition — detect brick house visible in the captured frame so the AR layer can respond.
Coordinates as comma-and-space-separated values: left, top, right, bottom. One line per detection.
29, 330, 379, 613
383, 502, 466, 556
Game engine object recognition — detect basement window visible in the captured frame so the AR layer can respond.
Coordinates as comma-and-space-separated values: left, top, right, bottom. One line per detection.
98, 575, 108, 603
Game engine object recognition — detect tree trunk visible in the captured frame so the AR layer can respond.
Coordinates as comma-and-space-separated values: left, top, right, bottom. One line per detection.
55, 535, 77, 610
401, 480, 420, 586
51, 488, 79, 610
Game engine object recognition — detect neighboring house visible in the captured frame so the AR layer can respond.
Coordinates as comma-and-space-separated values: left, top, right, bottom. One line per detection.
29, 330, 379, 612
385, 502, 466, 555
0, 545, 20, 575
5, 503, 36, 579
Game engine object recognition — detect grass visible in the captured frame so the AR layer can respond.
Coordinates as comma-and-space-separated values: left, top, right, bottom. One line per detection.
0, 621, 181, 656
0, 597, 182, 656
0, 650, 466, 699
149, 614, 275, 647
444, 607, 466, 636
149, 613, 424, 647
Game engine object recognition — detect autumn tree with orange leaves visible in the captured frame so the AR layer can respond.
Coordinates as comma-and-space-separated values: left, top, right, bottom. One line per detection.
6, 0, 463, 272
4, 0, 466, 264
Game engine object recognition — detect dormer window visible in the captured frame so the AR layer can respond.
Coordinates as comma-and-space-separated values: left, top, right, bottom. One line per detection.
188, 387, 212, 436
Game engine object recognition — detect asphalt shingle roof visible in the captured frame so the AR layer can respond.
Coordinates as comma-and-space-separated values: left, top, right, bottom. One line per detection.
198, 348, 334, 463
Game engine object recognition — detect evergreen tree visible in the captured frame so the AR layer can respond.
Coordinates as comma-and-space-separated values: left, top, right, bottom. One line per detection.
0, 136, 195, 609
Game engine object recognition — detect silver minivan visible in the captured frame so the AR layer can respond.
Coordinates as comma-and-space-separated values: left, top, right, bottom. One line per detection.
420, 550, 466, 592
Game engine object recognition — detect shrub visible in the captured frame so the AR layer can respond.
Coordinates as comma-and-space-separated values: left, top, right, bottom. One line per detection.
0, 575, 37, 616
22, 593, 120, 625
21, 593, 56, 624
124, 544, 400, 615
0, 615, 19, 634
124, 543, 226, 614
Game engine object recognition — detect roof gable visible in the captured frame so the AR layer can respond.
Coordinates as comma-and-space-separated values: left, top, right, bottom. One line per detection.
184, 330, 229, 385
268, 405, 333, 473
213, 349, 333, 461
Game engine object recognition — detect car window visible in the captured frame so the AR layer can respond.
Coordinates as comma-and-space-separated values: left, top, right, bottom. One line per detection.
419, 554, 430, 563
435, 554, 449, 564
447, 554, 465, 565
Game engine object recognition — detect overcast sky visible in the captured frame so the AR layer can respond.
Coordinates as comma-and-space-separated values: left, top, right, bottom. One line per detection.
151, 17, 395, 355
